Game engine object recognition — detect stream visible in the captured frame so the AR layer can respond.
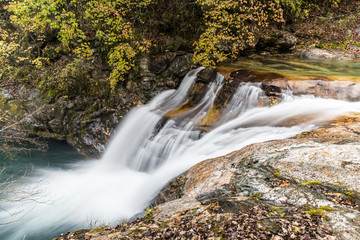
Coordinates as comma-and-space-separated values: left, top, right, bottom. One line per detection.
0, 59, 360, 239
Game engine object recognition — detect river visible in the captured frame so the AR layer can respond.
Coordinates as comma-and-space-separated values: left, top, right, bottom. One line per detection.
0, 58, 359, 239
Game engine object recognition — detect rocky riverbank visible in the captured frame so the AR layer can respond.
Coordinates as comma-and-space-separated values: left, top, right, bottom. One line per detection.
0, 1, 359, 239
56, 113, 360, 240
53, 57, 360, 240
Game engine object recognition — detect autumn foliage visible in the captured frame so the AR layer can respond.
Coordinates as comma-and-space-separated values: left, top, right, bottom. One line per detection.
0, 0, 350, 90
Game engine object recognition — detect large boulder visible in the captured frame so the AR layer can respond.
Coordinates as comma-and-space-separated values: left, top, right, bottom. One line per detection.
59, 114, 360, 240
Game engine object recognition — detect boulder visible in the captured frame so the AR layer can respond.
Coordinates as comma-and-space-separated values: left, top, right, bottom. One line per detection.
300, 48, 354, 60
196, 68, 217, 83
64, 115, 360, 240
276, 32, 298, 51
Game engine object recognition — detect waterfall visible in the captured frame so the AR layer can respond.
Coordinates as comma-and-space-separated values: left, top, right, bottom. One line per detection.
0, 67, 360, 240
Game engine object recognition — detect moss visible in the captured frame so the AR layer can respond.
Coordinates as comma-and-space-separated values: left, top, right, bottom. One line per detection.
88, 227, 108, 233
305, 208, 325, 216
249, 193, 262, 200
269, 206, 285, 217
344, 190, 354, 196
161, 220, 170, 228
273, 171, 281, 179
144, 208, 152, 217
144, 208, 155, 222
305, 205, 334, 217
319, 206, 335, 212
299, 181, 322, 186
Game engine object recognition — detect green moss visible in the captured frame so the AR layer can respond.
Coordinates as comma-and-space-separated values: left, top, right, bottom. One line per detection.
161, 220, 170, 228
241, 157, 249, 165
319, 206, 335, 212
273, 171, 281, 179
249, 193, 262, 200
344, 190, 354, 196
299, 181, 322, 186
88, 226, 108, 233
270, 206, 280, 211
305, 208, 325, 216
315, 43, 326, 49
305, 205, 334, 218
269, 206, 285, 217
144, 208, 155, 222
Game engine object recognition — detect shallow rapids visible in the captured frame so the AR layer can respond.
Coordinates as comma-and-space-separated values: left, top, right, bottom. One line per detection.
1, 67, 360, 239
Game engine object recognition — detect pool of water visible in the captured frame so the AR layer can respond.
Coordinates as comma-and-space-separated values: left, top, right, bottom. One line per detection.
0, 140, 84, 240
221, 57, 360, 79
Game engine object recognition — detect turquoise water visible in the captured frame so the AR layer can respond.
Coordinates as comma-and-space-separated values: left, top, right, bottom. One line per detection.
0, 140, 84, 240
0, 140, 84, 182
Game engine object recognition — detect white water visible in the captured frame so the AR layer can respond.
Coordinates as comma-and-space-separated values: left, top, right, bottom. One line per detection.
1, 68, 360, 239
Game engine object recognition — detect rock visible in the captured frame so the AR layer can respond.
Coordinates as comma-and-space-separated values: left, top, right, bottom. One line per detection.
3, 93, 14, 101
66, 101, 74, 109
355, 28, 360, 37
140, 77, 154, 91
163, 53, 194, 78
196, 68, 217, 83
261, 84, 282, 96
149, 51, 177, 74
300, 48, 353, 60
259, 51, 271, 56
56, 113, 360, 240
151, 115, 360, 239
276, 32, 298, 51
256, 31, 297, 53
48, 118, 63, 133
151, 174, 186, 206
226, 69, 360, 102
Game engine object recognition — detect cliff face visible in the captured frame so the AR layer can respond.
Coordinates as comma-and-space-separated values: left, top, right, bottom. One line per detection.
0, 51, 195, 156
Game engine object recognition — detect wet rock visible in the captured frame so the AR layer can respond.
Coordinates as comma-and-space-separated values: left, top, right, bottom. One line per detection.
0, 49, 196, 156
58, 115, 360, 240
151, 115, 360, 239
152, 174, 187, 206
226, 68, 360, 102
48, 118, 63, 133
261, 84, 282, 96
196, 68, 217, 83
163, 53, 194, 78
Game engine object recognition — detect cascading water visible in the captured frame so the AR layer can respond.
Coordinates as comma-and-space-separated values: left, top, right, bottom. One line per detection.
0, 67, 360, 240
